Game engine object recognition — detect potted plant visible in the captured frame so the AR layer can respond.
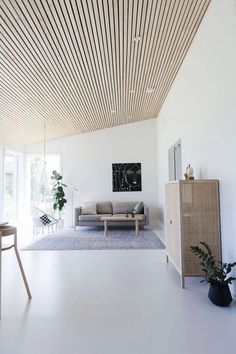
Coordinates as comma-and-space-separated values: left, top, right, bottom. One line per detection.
51, 170, 67, 228
190, 242, 236, 307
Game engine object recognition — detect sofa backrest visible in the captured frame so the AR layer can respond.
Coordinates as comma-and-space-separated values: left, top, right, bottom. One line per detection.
81, 201, 144, 215
112, 202, 137, 214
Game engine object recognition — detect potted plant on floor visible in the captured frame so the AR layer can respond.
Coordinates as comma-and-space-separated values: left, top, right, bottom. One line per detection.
51, 170, 67, 228
190, 242, 236, 307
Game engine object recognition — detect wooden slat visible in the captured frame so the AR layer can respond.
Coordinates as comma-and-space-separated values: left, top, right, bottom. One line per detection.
0, 0, 211, 145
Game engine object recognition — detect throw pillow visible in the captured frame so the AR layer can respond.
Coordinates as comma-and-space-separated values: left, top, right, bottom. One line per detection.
97, 202, 112, 214
80, 202, 97, 215
40, 214, 51, 225
112, 202, 136, 214
133, 201, 144, 214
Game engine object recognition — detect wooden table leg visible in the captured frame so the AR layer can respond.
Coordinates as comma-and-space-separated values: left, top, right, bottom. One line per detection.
104, 220, 108, 237
135, 220, 139, 236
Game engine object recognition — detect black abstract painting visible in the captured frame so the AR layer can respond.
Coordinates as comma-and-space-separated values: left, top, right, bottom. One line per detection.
112, 163, 142, 192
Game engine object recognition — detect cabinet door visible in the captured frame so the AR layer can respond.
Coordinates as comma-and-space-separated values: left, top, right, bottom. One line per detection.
181, 181, 221, 276
165, 183, 182, 272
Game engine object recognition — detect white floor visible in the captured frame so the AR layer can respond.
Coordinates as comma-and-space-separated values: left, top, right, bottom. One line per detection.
0, 248, 235, 354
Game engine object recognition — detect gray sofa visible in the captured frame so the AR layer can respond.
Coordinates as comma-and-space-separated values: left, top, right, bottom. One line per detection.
75, 201, 149, 228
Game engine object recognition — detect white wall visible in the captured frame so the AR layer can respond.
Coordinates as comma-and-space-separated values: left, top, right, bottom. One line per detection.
25, 119, 158, 228
0, 145, 4, 220
156, 0, 236, 284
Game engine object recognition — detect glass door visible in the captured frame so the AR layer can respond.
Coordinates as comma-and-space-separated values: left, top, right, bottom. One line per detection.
26, 153, 61, 211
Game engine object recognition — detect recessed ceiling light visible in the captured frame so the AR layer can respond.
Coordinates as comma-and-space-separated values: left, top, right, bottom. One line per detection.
134, 35, 141, 42
111, 110, 116, 114
146, 87, 155, 94
129, 90, 135, 94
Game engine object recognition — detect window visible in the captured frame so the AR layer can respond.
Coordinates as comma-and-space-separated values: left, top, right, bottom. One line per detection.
168, 140, 182, 181
26, 154, 61, 210
4, 153, 18, 221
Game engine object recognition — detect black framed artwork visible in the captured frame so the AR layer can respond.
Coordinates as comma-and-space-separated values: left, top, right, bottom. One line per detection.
112, 163, 142, 192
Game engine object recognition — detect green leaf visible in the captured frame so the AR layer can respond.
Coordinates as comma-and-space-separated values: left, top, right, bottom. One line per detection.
190, 242, 236, 286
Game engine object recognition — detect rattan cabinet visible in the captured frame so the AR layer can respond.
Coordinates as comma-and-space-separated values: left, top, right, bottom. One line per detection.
165, 180, 221, 288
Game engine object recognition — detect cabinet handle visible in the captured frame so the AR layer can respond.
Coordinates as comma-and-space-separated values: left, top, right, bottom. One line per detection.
170, 220, 172, 224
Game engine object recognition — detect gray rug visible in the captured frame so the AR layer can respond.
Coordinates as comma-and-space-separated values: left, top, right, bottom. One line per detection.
23, 229, 165, 251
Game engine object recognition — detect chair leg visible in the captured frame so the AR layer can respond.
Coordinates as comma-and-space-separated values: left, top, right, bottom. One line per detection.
14, 232, 31, 299
14, 247, 32, 299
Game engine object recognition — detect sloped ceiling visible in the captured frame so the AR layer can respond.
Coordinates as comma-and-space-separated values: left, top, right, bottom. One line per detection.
0, 0, 211, 145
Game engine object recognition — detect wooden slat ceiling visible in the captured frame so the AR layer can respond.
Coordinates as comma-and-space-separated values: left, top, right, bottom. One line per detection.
0, 0, 211, 145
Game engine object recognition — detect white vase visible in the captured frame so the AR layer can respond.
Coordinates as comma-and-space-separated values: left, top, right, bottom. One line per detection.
186, 164, 194, 178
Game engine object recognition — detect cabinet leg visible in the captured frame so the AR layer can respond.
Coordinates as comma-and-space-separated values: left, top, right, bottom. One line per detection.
166, 254, 169, 263
181, 276, 185, 289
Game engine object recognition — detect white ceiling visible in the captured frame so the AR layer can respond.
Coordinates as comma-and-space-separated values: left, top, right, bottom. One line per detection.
0, 0, 211, 145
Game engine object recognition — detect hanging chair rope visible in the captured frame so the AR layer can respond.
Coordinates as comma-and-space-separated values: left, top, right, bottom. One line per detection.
32, 125, 59, 235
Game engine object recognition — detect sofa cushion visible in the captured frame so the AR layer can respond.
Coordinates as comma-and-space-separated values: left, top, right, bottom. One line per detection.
133, 201, 144, 214
112, 202, 137, 214
97, 202, 113, 214
80, 202, 97, 215
79, 214, 112, 222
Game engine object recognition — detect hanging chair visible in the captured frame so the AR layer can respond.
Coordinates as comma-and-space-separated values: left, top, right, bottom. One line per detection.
32, 206, 59, 236
31, 126, 59, 235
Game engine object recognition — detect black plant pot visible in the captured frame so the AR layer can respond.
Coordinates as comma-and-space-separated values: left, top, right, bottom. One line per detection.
208, 284, 232, 307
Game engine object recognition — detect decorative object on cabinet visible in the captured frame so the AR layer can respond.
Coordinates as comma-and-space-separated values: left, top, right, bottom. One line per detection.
191, 242, 236, 307
165, 180, 221, 288
185, 164, 194, 180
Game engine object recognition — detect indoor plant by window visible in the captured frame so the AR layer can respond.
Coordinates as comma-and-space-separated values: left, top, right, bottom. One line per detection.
190, 242, 236, 307
51, 170, 67, 228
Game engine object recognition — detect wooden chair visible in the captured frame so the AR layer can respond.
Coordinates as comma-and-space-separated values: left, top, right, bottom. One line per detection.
0, 225, 32, 319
